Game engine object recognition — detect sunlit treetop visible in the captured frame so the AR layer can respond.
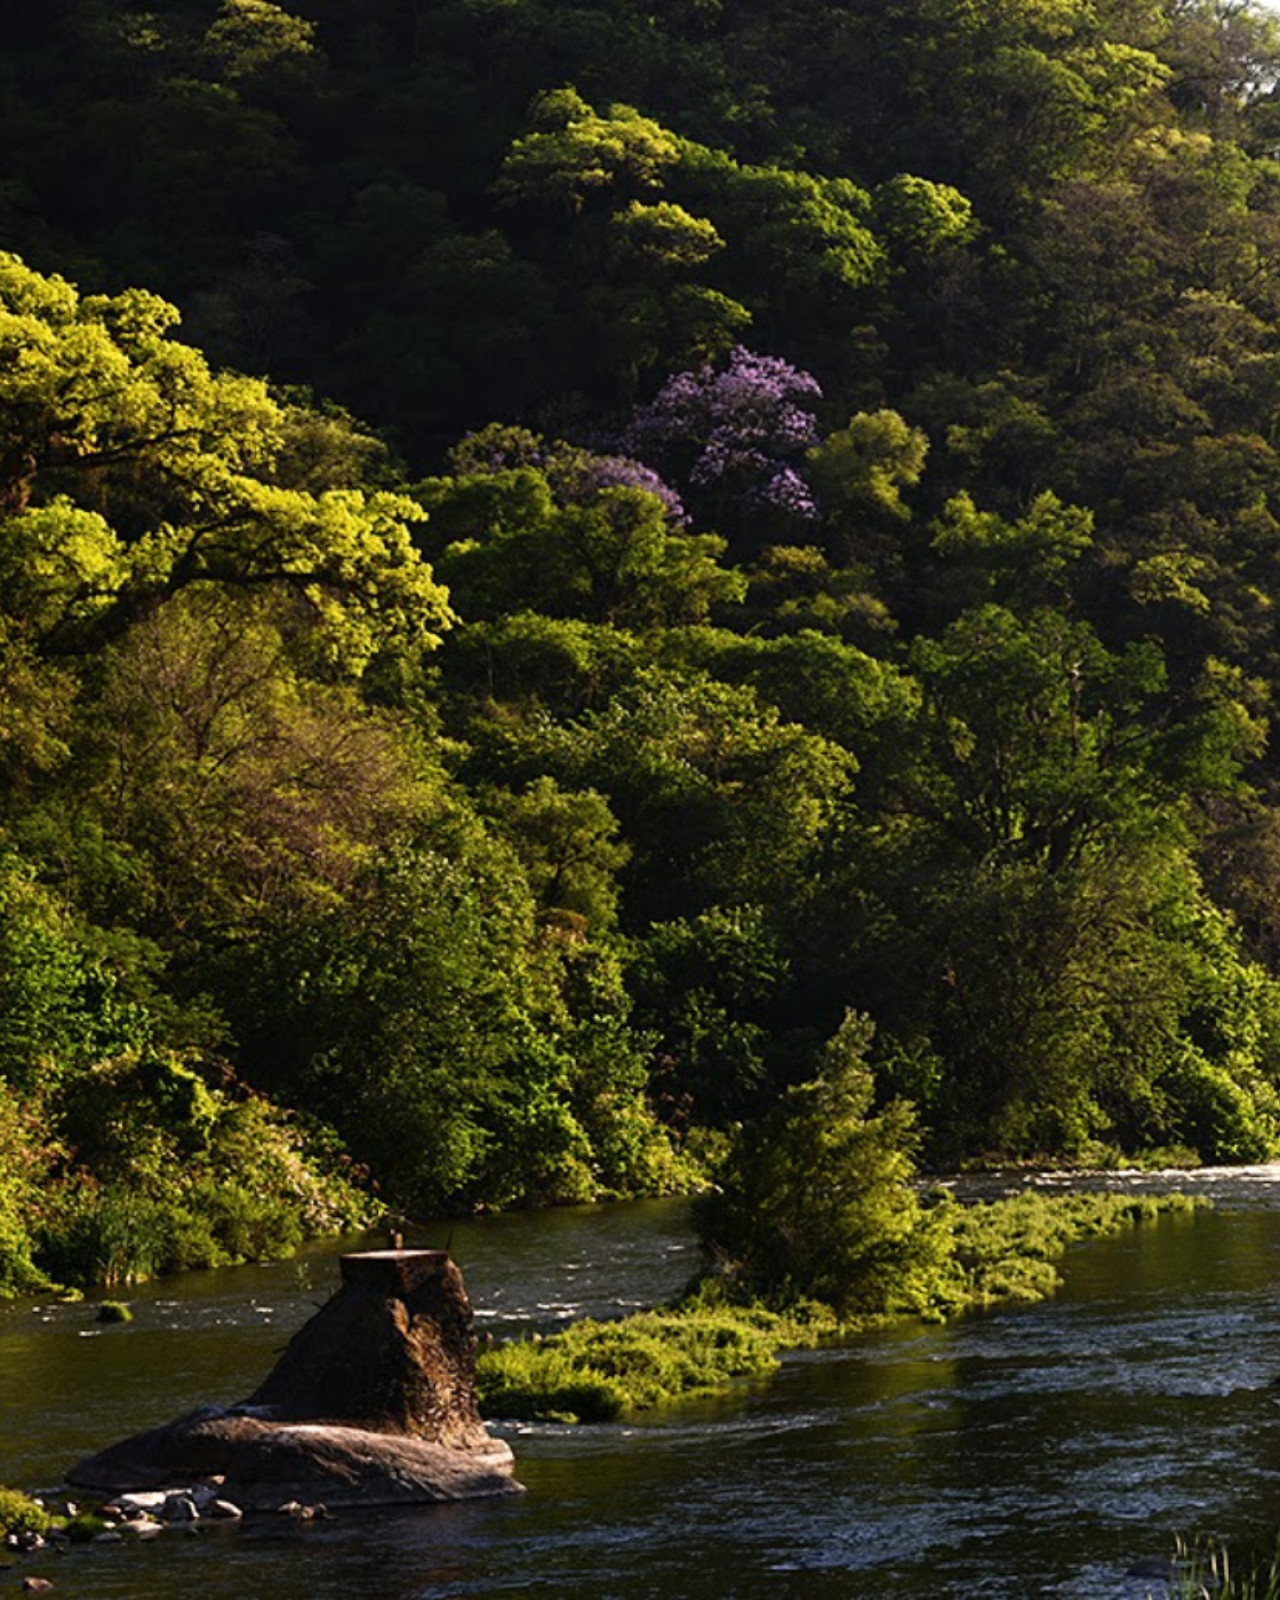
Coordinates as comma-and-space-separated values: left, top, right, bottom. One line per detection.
0, 253, 452, 675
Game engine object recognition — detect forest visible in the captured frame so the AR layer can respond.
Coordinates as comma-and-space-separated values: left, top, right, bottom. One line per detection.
5, 0, 1280, 1291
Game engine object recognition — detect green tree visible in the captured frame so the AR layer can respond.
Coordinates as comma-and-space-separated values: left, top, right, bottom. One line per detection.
482, 775, 630, 934
421, 431, 743, 628
79, 585, 428, 946
0, 253, 452, 673
203, 0, 319, 86
629, 904, 793, 1127
696, 1012, 946, 1313
492, 666, 855, 925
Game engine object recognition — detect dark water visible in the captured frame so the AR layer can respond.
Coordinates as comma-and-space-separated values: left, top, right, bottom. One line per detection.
5, 1173, 1280, 1598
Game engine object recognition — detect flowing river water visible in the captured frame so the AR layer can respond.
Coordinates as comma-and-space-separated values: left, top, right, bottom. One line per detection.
6, 1169, 1280, 1597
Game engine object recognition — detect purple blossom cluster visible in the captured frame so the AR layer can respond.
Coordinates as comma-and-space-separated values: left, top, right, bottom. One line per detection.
623, 346, 822, 521
446, 422, 688, 525
447, 424, 547, 476
549, 451, 688, 525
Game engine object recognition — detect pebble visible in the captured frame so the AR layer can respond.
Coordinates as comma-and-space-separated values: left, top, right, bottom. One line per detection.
21, 1580, 53, 1593
276, 1499, 327, 1519
160, 1493, 199, 1523
116, 1492, 167, 1518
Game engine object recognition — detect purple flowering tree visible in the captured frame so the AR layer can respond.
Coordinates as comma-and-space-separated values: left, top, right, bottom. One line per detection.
546, 451, 688, 526
623, 346, 824, 535
447, 423, 688, 526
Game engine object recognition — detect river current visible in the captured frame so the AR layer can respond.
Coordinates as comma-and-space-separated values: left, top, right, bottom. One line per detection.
5, 1168, 1280, 1597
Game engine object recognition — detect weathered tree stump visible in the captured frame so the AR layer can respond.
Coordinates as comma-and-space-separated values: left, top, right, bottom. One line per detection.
68, 1249, 521, 1509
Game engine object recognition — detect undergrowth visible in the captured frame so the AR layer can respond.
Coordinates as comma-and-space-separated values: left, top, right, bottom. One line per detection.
0, 1486, 52, 1538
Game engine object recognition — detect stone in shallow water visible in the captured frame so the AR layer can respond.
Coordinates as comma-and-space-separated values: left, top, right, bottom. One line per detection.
67, 1249, 521, 1509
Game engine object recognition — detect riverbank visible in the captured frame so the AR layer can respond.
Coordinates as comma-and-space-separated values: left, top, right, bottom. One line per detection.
475, 1189, 1201, 1422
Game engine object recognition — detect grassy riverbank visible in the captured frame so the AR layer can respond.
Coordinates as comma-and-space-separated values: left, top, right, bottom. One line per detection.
476, 1190, 1201, 1422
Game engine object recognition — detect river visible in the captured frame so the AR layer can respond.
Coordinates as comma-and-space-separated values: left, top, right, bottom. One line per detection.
5, 1169, 1280, 1597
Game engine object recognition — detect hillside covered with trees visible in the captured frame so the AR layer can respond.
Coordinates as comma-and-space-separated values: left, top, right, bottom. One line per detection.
6, 0, 1280, 1289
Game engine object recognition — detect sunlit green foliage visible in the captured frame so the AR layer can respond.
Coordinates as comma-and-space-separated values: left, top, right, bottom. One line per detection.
4, 0, 1280, 1271
477, 1303, 801, 1422
697, 1013, 948, 1313
0, 1486, 52, 1538
0, 253, 452, 673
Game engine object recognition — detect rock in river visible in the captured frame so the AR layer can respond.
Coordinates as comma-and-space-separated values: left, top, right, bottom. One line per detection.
67, 1249, 521, 1510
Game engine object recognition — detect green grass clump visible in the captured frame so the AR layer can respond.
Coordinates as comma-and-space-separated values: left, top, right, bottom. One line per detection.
0, 1487, 52, 1538
1173, 1533, 1280, 1596
477, 1303, 830, 1421
933, 1190, 1203, 1313
95, 1298, 132, 1323
63, 1512, 111, 1543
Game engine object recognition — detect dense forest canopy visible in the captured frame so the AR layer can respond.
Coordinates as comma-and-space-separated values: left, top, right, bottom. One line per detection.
6, 0, 1280, 1287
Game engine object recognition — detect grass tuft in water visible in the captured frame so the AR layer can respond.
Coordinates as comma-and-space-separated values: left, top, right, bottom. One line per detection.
477, 1302, 835, 1422
1173, 1533, 1280, 1597
937, 1191, 1202, 1312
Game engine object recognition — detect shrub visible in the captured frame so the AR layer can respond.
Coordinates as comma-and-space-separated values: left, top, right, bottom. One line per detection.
696, 1012, 949, 1313
0, 1487, 52, 1538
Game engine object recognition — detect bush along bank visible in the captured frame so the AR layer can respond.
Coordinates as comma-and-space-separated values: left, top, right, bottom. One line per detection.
479, 1015, 1211, 1424
0, 1063, 372, 1298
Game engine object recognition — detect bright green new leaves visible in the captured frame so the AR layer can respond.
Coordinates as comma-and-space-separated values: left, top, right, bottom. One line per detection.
871, 174, 978, 260
489, 87, 941, 391
0, 500, 120, 636
203, 0, 318, 82
930, 490, 1094, 609
808, 409, 930, 562
0, 253, 451, 672
496, 87, 682, 213
608, 200, 725, 271
677, 142, 885, 302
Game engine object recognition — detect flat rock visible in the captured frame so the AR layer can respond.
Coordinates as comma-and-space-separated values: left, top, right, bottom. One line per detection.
69, 1410, 516, 1509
